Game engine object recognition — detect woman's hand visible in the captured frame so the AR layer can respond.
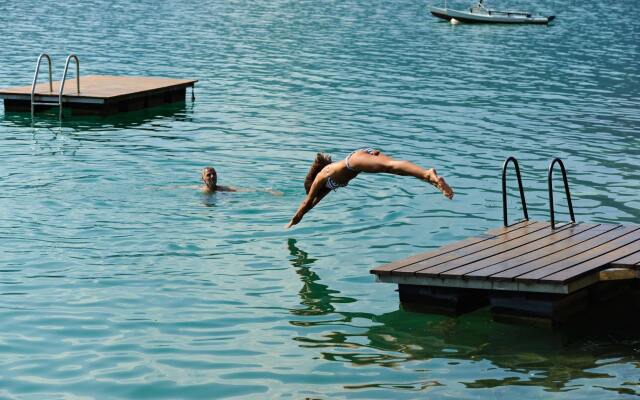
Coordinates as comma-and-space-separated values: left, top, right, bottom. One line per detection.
285, 214, 301, 229
285, 172, 328, 229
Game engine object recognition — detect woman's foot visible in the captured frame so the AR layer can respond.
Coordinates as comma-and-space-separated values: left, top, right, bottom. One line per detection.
425, 168, 454, 199
436, 176, 454, 199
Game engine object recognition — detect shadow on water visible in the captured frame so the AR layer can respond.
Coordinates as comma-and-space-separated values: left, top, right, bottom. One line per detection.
1, 101, 193, 133
286, 238, 640, 394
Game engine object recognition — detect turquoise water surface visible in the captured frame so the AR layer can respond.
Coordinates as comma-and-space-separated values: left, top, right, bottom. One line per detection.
1, 0, 639, 398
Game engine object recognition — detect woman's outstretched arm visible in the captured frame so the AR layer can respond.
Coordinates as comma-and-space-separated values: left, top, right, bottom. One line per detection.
286, 175, 328, 228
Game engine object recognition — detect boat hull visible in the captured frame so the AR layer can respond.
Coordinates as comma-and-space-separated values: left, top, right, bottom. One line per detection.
430, 6, 554, 24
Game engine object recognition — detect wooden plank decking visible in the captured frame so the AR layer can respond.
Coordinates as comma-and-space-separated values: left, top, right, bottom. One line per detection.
371, 221, 640, 294
0, 75, 197, 115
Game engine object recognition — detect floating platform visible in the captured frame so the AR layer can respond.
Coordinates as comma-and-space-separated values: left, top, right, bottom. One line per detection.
371, 157, 640, 326
0, 75, 197, 116
371, 220, 640, 325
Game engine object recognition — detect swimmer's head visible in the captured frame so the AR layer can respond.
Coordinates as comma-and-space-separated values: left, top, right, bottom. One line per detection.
304, 153, 332, 194
202, 167, 218, 190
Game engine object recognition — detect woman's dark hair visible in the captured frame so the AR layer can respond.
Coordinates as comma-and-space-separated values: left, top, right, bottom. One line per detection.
304, 153, 332, 193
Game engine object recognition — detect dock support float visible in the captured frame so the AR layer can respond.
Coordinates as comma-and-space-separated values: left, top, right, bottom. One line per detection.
395, 277, 640, 327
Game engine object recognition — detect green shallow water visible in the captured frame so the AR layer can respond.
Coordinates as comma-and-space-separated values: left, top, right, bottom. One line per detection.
1, 0, 639, 398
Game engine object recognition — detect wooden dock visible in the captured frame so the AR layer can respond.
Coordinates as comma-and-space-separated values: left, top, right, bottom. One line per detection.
371, 157, 640, 325
0, 75, 197, 115
371, 220, 640, 324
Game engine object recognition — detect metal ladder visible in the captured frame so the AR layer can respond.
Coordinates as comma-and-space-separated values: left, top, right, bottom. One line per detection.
501, 157, 575, 229
31, 53, 80, 119
547, 157, 575, 229
502, 156, 529, 227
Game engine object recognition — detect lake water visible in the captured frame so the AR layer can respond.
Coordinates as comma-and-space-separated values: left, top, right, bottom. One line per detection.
1, 0, 639, 398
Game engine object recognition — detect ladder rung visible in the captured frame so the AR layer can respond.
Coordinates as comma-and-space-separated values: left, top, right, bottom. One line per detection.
32, 101, 60, 106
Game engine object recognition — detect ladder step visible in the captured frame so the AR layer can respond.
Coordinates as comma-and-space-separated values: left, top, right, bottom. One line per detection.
32, 101, 60, 106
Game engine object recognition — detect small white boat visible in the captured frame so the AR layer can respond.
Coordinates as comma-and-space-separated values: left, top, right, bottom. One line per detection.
430, 0, 555, 24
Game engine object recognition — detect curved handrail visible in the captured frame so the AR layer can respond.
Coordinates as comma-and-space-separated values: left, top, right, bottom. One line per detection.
502, 156, 529, 227
31, 53, 53, 116
548, 158, 575, 229
59, 54, 80, 119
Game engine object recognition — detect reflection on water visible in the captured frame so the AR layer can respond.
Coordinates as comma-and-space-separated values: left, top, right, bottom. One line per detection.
288, 239, 640, 395
2, 101, 193, 132
288, 238, 356, 316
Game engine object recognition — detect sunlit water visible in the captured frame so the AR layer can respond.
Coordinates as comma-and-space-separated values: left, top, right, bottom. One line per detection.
1, 0, 639, 398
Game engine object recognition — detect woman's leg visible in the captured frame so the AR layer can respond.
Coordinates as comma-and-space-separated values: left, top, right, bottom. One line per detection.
348, 151, 454, 199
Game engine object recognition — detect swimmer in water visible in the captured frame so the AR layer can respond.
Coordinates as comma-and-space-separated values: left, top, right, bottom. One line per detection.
286, 148, 453, 228
201, 166, 237, 193
201, 166, 282, 195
